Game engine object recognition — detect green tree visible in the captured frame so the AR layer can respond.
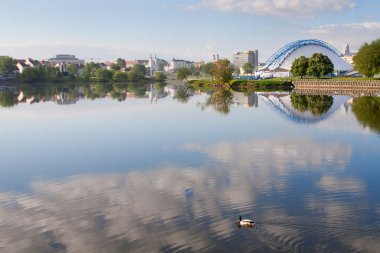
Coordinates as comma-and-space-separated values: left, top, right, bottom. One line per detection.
128, 70, 139, 82
43, 66, 59, 81
82, 62, 99, 79
113, 71, 129, 82
20, 68, 39, 83
242, 63, 254, 75
353, 39, 380, 77
95, 69, 113, 82
307, 53, 334, 78
352, 97, 380, 134
154, 72, 167, 81
132, 64, 147, 77
110, 63, 121, 71
177, 67, 191, 82
213, 59, 234, 83
291, 56, 309, 78
0, 56, 16, 76
67, 64, 78, 80
116, 58, 126, 69
201, 62, 215, 76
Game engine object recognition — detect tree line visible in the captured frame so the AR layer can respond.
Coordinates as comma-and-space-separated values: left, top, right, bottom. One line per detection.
176, 59, 234, 83
0, 57, 167, 83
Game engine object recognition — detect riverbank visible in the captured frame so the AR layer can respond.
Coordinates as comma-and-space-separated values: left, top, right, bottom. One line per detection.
189, 78, 293, 90
294, 79, 380, 88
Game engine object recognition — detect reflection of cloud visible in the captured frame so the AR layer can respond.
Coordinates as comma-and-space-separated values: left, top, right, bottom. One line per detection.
318, 175, 364, 193
305, 194, 380, 252
0, 137, 374, 252
350, 237, 380, 253
184, 137, 352, 178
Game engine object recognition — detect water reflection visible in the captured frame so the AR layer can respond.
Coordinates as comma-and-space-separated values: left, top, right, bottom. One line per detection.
351, 96, 380, 134
174, 85, 194, 104
1, 83, 380, 252
290, 94, 334, 116
1, 137, 379, 252
200, 89, 234, 115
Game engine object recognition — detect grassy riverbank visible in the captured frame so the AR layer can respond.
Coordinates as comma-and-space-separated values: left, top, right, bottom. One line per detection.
189, 78, 293, 90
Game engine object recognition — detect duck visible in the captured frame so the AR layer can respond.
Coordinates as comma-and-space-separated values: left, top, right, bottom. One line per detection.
236, 215, 255, 227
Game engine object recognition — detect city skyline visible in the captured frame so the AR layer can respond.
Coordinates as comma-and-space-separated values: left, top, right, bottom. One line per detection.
0, 0, 379, 62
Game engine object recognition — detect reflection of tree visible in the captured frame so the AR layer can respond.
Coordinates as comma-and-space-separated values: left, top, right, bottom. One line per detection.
153, 82, 167, 98
84, 84, 113, 100
291, 93, 333, 116
175, 85, 193, 104
352, 97, 380, 134
110, 83, 128, 102
201, 89, 234, 115
128, 83, 147, 97
0, 89, 17, 107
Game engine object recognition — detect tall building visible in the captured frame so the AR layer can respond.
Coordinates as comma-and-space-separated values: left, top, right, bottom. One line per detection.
232, 50, 259, 69
343, 44, 356, 65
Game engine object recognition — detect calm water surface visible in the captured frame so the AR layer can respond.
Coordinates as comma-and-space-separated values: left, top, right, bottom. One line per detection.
0, 84, 380, 252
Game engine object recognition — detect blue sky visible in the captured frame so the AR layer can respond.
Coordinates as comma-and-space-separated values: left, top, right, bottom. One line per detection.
0, 0, 379, 62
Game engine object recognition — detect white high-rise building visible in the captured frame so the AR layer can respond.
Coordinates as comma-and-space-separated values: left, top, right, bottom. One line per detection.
232, 50, 259, 69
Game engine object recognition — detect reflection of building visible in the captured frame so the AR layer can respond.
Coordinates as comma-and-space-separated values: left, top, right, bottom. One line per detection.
56, 88, 77, 105
232, 50, 259, 69
232, 92, 258, 108
248, 93, 258, 107
260, 93, 351, 124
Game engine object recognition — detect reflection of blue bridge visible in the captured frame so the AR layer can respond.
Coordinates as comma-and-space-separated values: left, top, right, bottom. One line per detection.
259, 93, 351, 125
260, 39, 343, 71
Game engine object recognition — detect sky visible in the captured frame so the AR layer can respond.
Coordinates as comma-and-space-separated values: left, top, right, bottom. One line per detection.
0, 0, 379, 63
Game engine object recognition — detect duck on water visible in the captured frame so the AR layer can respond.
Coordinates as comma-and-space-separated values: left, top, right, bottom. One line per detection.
236, 215, 255, 227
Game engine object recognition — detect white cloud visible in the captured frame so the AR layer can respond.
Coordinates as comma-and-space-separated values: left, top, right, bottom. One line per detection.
306, 22, 380, 52
184, 0, 357, 16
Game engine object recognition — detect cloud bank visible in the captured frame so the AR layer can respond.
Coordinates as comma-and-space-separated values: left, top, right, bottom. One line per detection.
185, 0, 357, 16
306, 22, 380, 52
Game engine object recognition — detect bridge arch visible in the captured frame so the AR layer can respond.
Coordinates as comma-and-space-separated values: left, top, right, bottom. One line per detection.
260, 39, 352, 72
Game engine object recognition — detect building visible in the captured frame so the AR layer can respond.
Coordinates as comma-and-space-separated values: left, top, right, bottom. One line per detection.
165, 59, 194, 72
125, 60, 150, 68
25, 58, 41, 67
46, 54, 85, 65
232, 50, 259, 69
258, 39, 353, 78
16, 58, 41, 73
16, 60, 29, 73
343, 44, 356, 65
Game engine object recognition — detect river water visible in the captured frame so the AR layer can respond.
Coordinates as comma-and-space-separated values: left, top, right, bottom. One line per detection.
0, 83, 379, 252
